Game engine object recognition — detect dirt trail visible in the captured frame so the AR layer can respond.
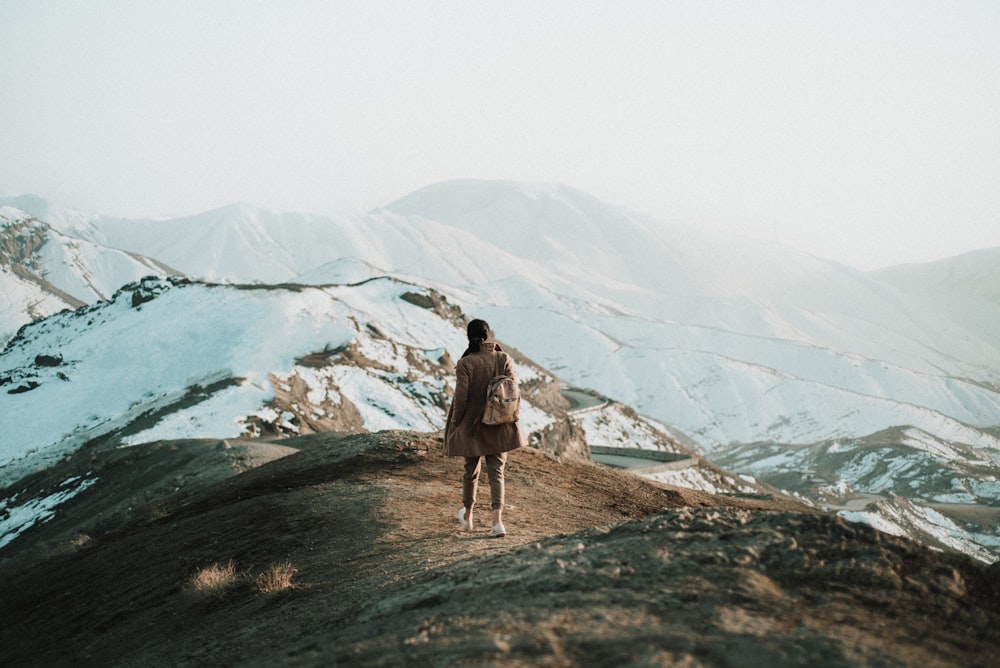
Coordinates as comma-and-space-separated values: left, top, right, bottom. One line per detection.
2, 431, 999, 667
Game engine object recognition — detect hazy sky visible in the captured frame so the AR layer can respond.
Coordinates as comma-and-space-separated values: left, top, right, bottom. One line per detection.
2, 1, 998, 269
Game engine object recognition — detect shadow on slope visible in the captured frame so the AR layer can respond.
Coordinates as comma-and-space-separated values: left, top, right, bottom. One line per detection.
2, 431, 999, 666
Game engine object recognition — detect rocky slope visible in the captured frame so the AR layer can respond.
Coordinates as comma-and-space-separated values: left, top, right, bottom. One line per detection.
0, 204, 174, 340
1, 431, 998, 667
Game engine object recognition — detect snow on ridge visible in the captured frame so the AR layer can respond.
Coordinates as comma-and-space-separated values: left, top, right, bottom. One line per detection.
0, 276, 466, 477
0, 195, 97, 236
0, 205, 39, 230
716, 422, 1000, 508
294, 258, 393, 286
373, 180, 1000, 450
840, 496, 997, 564
642, 466, 758, 497
35, 227, 172, 303
4, 181, 1000, 456
0, 475, 97, 549
500, 308, 1000, 450
574, 400, 681, 453
1, 203, 178, 344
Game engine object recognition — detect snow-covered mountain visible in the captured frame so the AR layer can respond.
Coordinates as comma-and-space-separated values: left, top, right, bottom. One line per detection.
14, 181, 997, 450
0, 274, 704, 483
1, 207, 82, 330
714, 426, 1000, 561
0, 276, 461, 480
2, 273, 777, 552
2, 180, 999, 562
0, 204, 174, 341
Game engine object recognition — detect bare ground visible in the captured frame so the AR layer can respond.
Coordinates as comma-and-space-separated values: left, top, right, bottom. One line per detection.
2, 430, 1000, 667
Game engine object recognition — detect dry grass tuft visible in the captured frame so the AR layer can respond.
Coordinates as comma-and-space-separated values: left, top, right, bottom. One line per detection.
70, 533, 92, 549
189, 559, 238, 593
256, 561, 298, 593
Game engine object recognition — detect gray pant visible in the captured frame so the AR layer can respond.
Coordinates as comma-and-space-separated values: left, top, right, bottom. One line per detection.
463, 453, 507, 511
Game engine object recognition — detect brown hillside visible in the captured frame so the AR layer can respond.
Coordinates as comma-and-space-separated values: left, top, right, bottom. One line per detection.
2, 431, 999, 666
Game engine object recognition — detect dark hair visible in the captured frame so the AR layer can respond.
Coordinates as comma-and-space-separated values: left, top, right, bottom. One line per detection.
466, 318, 491, 353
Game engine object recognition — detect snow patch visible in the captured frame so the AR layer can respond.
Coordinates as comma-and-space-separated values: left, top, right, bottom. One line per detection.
0, 476, 97, 549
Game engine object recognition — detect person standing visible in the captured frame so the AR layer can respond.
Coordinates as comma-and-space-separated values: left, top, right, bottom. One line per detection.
444, 319, 526, 537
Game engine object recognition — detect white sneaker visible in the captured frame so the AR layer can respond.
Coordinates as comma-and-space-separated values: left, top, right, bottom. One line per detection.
457, 508, 473, 531
489, 522, 506, 538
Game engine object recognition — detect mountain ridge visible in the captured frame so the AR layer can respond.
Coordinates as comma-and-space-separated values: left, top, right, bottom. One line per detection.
4, 274, 788, 554
2, 430, 998, 666
2, 181, 999, 564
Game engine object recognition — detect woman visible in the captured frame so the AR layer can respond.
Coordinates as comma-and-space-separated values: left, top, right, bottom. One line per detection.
444, 319, 526, 537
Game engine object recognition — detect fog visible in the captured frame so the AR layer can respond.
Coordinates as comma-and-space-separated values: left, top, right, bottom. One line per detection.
1, 1, 998, 269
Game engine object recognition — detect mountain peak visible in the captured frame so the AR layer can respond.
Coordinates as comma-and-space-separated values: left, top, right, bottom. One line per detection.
382, 179, 633, 232
0, 194, 52, 219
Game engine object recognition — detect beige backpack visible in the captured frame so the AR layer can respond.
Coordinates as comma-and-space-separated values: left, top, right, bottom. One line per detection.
482, 353, 521, 425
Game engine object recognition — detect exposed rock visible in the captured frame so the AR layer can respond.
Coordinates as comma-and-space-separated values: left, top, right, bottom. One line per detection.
33, 353, 62, 367
531, 417, 590, 462
262, 370, 366, 435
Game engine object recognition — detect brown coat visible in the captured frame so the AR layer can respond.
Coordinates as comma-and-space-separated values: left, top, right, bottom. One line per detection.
443, 343, 527, 457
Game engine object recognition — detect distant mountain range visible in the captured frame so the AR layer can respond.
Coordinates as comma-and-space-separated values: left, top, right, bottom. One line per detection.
2, 180, 999, 562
